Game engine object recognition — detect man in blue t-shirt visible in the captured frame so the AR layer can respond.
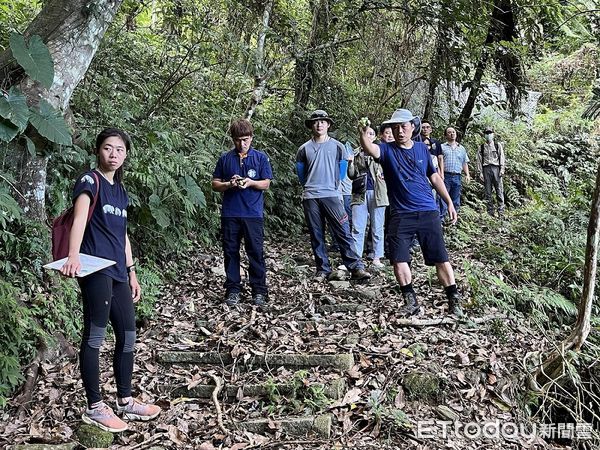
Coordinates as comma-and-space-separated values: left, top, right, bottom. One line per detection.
358, 108, 465, 317
212, 119, 273, 307
296, 109, 370, 282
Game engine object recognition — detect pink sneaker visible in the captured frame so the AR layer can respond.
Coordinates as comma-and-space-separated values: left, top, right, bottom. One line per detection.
82, 401, 128, 432
116, 397, 161, 421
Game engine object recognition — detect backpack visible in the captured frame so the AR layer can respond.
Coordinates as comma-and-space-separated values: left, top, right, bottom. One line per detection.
51, 171, 100, 261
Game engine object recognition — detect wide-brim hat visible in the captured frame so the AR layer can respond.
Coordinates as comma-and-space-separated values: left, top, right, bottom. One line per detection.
305, 109, 334, 128
382, 108, 417, 125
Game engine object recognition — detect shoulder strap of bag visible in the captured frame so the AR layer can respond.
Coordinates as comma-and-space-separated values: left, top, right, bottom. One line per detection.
86, 171, 101, 222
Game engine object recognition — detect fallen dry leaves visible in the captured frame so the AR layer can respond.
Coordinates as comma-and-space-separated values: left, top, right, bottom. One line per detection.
0, 238, 574, 449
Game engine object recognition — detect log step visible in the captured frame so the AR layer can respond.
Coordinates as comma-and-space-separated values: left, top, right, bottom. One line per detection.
157, 351, 354, 371
169, 377, 346, 401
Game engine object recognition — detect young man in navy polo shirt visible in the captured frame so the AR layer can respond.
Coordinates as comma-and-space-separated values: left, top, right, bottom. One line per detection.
212, 119, 273, 307
358, 109, 464, 316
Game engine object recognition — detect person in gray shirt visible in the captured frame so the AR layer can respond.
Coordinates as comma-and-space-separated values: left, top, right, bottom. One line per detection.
477, 127, 506, 216
296, 110, 371, 281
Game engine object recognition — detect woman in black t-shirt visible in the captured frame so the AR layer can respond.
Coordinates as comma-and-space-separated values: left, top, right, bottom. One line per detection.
60, 128, 160, 432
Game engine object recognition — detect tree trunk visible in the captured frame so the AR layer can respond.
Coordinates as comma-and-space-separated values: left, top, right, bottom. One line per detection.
455, 0, 513, 136
293, 0, 329, 111
245, 0, 274, 119
533, 159, 600, 387
423, 28, 448, 121
455, 55, 488, 137
0, 0, 123, 221
14, 148, 49, 220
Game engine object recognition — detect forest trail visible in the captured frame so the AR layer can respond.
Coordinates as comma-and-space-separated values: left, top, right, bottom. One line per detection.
3, 235, 565, 449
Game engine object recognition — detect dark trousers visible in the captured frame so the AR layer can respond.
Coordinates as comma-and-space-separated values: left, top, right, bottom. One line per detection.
329, 194, 352, 250
483, 165, 505, 214
303, 197, 363, 274
221, 217, 267, 295
78, 273, 136, 407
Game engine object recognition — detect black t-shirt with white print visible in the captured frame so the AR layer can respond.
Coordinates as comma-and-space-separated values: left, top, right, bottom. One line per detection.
72, 169, 129, 281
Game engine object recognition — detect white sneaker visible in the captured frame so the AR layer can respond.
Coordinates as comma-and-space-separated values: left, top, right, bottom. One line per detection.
371, 259, 385, 268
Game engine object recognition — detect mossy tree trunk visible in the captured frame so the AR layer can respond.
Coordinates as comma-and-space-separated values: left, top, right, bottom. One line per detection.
0, 0, 123, 221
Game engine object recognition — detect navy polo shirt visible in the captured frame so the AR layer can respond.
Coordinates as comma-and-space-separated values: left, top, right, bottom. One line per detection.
378, 141, 438, 213
73, 170, 129, 281
213, 147, 273, 218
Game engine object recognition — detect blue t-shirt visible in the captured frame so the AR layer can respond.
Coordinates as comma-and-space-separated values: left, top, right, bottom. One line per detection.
212, 148, 273, 218
378, 142, 438, 213
73, 170, 128, 281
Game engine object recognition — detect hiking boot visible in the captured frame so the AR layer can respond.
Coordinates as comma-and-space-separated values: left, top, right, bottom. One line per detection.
448, 292, 464, 317
224, 292, 240, 306
350, 268, 371, 280
116, 397, 161, 421
371, 259, 385, 269
314, 271, 330, 281
401, 291, 420, 316
252, 293, 268, 307
82, 401, 128, 432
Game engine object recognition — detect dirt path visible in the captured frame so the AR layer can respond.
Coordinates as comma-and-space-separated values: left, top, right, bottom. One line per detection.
1, 239, 569, 449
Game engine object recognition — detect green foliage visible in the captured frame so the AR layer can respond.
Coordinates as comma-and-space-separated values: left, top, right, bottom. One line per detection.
0, 34, 70, 148
0, 183, 22, 234
9, 33, 54, 89
135, 264, 163, 321
0, 117, 19, 142
262, 371, 331, 415
367, 389, 411, 430
0, 87, 29, 135
0, 279, 39, 407
0, 2, 41, 49
29, 99, 72, 146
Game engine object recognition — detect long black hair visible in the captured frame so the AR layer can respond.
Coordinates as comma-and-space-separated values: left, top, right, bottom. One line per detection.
94, 128, 132, 184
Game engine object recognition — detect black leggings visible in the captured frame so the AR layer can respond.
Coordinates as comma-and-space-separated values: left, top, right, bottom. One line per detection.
78, 273, 136, 407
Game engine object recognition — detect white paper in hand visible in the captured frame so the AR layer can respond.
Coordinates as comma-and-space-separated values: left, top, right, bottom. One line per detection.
43, 253, 116, 277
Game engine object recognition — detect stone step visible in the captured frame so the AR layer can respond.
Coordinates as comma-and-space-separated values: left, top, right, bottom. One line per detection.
169, 377, 346, 401
237, 414, 332, 438
158, 351, 354, 371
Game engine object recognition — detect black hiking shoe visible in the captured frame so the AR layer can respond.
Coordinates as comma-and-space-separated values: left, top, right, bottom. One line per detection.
350, 268, 371, 281
447, 292, 464, 317
252, 293, 268, 307
224, 292, 240, 307
401, 291, 420, 316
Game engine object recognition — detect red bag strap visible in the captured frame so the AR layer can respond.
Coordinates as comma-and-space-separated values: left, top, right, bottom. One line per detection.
86, 171, 101, 222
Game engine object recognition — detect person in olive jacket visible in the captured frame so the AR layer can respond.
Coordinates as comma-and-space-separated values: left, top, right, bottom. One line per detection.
348, 126, 389, 268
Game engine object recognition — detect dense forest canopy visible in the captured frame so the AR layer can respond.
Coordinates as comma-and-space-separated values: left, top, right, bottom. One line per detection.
0, 0, 599, 447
